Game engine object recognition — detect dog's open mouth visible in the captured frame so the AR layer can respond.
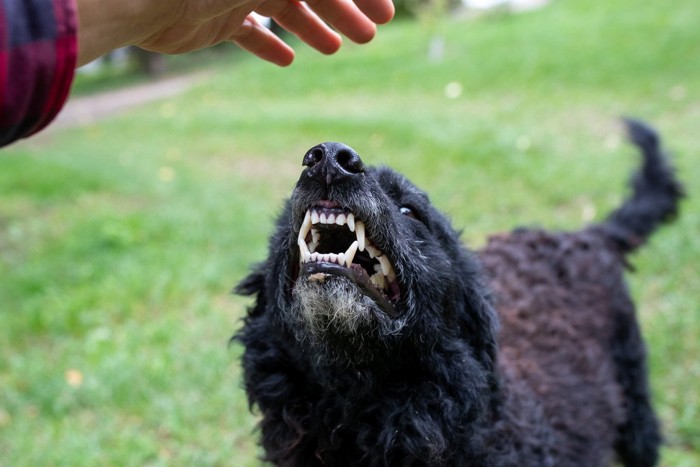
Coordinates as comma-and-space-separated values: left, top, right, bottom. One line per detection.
295, 200, 401, 316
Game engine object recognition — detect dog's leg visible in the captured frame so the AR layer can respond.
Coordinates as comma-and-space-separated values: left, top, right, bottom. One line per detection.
611, 293, 662, 467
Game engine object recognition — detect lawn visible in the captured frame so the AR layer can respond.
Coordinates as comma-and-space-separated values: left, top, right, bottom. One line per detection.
1, 0, 698, 464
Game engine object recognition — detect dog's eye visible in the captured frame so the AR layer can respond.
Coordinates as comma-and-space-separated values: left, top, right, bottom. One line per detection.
400, 206, 417, 218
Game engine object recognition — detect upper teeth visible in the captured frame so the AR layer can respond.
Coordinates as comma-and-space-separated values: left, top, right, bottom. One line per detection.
297, 207, 397, 289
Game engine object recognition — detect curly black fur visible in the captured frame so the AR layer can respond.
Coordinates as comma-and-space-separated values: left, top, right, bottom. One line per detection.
234, 120, 683, 466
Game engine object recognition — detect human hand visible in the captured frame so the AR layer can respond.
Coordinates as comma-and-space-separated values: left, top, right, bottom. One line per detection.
76, 0, 395, 67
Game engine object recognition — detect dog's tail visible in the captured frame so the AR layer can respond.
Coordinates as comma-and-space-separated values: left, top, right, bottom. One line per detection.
598, 118, 684, 254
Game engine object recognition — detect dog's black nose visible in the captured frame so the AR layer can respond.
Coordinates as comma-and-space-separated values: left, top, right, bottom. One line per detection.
303, 142, 365, 186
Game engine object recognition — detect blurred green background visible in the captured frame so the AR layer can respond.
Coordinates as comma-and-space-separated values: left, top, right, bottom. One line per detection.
1, 0, 698, 465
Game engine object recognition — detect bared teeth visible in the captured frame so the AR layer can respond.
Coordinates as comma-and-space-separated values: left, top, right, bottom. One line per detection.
298, 238, 311, 263
308, 229, 320, 253
378, 255, 395, 280
308, 207, 351, 229
298, 208, 398, 292
365, 244, 381, 259
378, 255, 391, 275
308, 252, 343, 265
298, 210, 311, 245
355, 221, 365, 252
344, 240, 359, 266
370, 272, 386, 289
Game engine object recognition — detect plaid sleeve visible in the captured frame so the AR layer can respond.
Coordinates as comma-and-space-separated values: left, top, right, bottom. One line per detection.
0, 0, 77, 147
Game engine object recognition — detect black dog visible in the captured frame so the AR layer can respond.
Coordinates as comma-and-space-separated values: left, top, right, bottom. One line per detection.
234, 120, 683, 466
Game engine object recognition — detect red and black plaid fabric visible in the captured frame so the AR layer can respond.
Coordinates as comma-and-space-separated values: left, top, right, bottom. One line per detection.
0, 0, 76, 147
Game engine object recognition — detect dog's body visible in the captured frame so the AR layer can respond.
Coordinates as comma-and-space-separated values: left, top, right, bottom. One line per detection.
235, 120, 682, 466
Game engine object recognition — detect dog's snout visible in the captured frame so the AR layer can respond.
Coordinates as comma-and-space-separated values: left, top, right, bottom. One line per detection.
303, 142, 365, 186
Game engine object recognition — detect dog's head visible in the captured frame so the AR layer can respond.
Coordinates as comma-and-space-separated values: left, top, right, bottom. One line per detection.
237, 143, 497, 369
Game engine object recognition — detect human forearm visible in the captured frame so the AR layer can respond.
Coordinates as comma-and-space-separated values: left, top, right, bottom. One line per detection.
75, 0, 151, 66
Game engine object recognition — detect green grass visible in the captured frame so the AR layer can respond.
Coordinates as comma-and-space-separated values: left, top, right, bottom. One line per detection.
1, 0, 699, 464
70, 44, 249, 97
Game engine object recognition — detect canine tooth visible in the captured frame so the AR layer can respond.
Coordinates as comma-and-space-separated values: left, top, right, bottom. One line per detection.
311, 210, 320, 224
320, 212, 327, 224
298, 238, 311, 259
327, 213, 336, 224
308, 240, 319, 253
312, 229, 320, 243
298, 211, 311, 243
345, 241, 359, 265
298, 238, 308, 254
355, 221, 365, 251
336, 213, 346, 225
365, 244, 381, 259
347, 213, 355, 232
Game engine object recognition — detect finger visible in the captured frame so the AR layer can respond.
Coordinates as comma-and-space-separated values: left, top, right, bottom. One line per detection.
304, 0, 376, 44
352, 0, 395, 25
257, 0, 342, 55
232, 16, 296, 66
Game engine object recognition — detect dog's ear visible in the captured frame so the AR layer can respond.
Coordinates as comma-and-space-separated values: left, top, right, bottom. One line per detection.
235, 265, 265, 296
235, 201, 293, 318
234, 264, 267, 317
